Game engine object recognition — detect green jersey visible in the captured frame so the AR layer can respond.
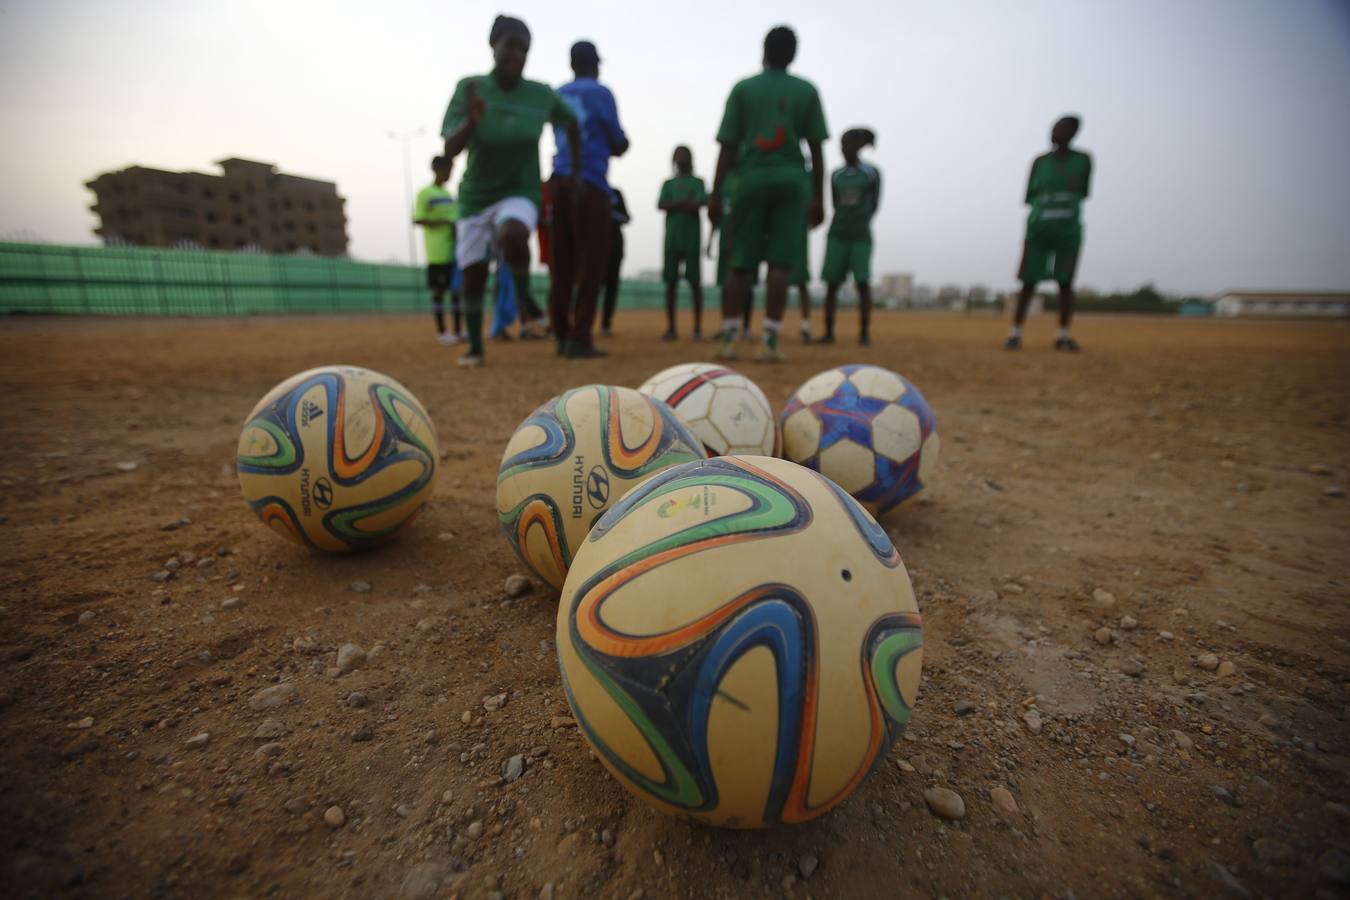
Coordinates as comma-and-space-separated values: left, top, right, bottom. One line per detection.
659, 174, 707, 251
413, 183, 458, 265
1026, 149, 1091, 232
715, 69, 828, 172
441, 74, 577, 216
828, 162, 881, 242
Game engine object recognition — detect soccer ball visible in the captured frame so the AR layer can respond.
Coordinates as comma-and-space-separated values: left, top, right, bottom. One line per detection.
780, 365, 939, 516
637, 363, 779, 457
557, 455, 923, 828
497, 384, 705, 591
237, 365, 438, 552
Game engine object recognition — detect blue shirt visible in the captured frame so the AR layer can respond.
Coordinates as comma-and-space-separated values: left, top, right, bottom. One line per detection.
552, 78, 626, 194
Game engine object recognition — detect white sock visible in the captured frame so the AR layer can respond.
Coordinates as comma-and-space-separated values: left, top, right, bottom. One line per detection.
721, 318, 739, 338
1057, 326, 1070, 340
1009, 325, 1022, 339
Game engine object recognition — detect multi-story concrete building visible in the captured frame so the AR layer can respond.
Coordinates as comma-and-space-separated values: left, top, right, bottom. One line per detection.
86, 158, 348, 256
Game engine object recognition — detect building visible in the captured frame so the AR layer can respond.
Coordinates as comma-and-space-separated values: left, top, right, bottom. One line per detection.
878, 273, 914, 303
1213, 291, 1350, 318
86, 158, 349, 256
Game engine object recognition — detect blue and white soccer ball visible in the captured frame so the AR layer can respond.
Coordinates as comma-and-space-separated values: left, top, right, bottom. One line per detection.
779, 364, 939, 516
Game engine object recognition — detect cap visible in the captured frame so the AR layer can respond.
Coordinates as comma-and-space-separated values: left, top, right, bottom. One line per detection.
571, 40, 600, 66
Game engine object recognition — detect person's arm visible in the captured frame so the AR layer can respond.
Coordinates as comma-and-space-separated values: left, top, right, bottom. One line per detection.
707, 85, 744, 227
1024, 158, 1037, 205
807, 140, 825, 228
1082, 154, 1092, 200
602, 88, 629, 157
443, 79, 484, 159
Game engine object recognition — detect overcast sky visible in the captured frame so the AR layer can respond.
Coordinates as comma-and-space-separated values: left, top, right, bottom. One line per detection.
1, 0, 1348, 294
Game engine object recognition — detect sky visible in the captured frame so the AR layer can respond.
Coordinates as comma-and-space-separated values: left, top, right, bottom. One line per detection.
1, 0, 1348, 295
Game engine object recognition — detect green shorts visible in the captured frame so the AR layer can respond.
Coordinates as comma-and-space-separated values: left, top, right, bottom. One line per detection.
663, 244, 701, 285
821, 235, 872, 284
1020, 227, 1082, 286
730, 167, 807, 271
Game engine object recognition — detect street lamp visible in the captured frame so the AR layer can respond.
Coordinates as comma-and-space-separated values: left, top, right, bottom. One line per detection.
388, 128, 426, 267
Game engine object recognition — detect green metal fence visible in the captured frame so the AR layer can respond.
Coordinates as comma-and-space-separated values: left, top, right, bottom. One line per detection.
0, 241, 675, 316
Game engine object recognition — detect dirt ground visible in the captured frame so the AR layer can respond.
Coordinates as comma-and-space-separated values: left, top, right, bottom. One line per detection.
0, 309, 1347, 900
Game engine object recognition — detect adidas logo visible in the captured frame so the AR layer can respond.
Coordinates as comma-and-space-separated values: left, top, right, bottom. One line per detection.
301, 399, 324, 426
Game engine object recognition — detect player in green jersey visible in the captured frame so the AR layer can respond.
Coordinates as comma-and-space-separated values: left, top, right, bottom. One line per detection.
657, 146, 708, 340
412, 156, 463, 344
820, 128, 881, 345
1007, 115, 1092, 352
709, 25, 828, 363
441, 15, 580, 367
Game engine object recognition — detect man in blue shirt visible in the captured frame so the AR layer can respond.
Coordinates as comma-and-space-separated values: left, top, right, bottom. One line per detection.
548, 40, 629, 357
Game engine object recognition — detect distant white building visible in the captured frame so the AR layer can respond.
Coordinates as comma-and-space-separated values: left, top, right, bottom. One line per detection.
914, 284, 936, 307
878, 273, 914, 303
1214, 292, 1350, 318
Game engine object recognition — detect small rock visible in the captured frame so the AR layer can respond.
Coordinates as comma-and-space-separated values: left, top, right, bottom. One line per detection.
1216, 660, 1236, 678
1023, 711, 1043, 735
504, 574, 532, 598
954, 700, 976, 716
351, 723, 374, 742
349, 581, 373, 593
254, 742, 284, 760
1119, 615, 1137, 630
68, 716, 94, 730
1158, 630, 1174, 642
1120, 658, 1146, 677
336, 643, 367, 675
1324, 486, 1346, 499
1210, 784, 1239, 807
503, 754, 525, 783
77, 610, 95, 626
990, 787, 1018, 816
1172, 730, 1193, 750
1092, 588, 1116, 608
1307, 463, 1333, 476
396, 804, 412, 818
798, 854, 819, 880
550, 716, 576, 730
324, 806, 346, 828
1251, 837, 1295, 865
1094, 627, 1113, 646
1000, 582, 1024, 595
283, 797, 310, 815
254, 720, 288, 741
1196, 653, 1220, 671
923, 787, 966, 821
466, 821, 484, 839
115, 461, 138, 472
248, 682, 297, 710
1207, 858, 1251, 899
61, 737, 98, 760
896, 758, 916, 773
347, 692, 368, 709
221, 597, 243, 610
399, 861, 449, 900
185, 732, 210, 750
601, 828, 615, 847
483, 693, 508, 712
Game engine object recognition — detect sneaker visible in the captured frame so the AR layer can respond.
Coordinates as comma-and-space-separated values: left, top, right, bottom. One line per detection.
601, 326, 613, 338
1054, 336, 1081, 352
1004, 335, 1022, 350
801, 330, 813, 345
661, 329, 677, 342
518, 325, 545, 341
436, 332, 460, 346
753, 345, 785, 363
556, 339, 570, 357
456, 353, 484, 368
456, 331, 469, 341
859, 333, 871, 346
816, 334, 835, 346
715, 342, 739, 361
567, 343, 608, 359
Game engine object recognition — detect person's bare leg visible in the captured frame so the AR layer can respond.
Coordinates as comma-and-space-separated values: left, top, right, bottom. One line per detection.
755, 264, 789, 361
690, 281, 703, 339
857, 281, 872, 345
663, 281, 677, 339
718, 268, 751, 359
459, 261, 489, 363
798, 284, 813, 342
821, 282, 840, 344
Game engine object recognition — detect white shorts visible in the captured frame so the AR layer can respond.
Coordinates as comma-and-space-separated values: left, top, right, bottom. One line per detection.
455, 196, 538, 268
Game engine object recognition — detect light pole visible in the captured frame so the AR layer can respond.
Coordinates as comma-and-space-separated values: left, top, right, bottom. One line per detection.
388, 128, 426, 267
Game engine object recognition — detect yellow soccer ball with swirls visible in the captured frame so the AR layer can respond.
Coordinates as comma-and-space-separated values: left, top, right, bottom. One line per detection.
237, 365, 438, 551
497, 384, 705, 591
557, 455, 923, 828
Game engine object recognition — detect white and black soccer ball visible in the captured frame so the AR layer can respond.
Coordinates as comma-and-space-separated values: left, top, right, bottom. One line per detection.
638, 363, 780, 457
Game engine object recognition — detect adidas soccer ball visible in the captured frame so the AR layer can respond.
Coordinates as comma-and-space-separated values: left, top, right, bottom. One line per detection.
497, 384, 705, 591
780, 365, 939, 516
637, 363, 779, 457
237, 365, 438, 552
557, 455, 923, 828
